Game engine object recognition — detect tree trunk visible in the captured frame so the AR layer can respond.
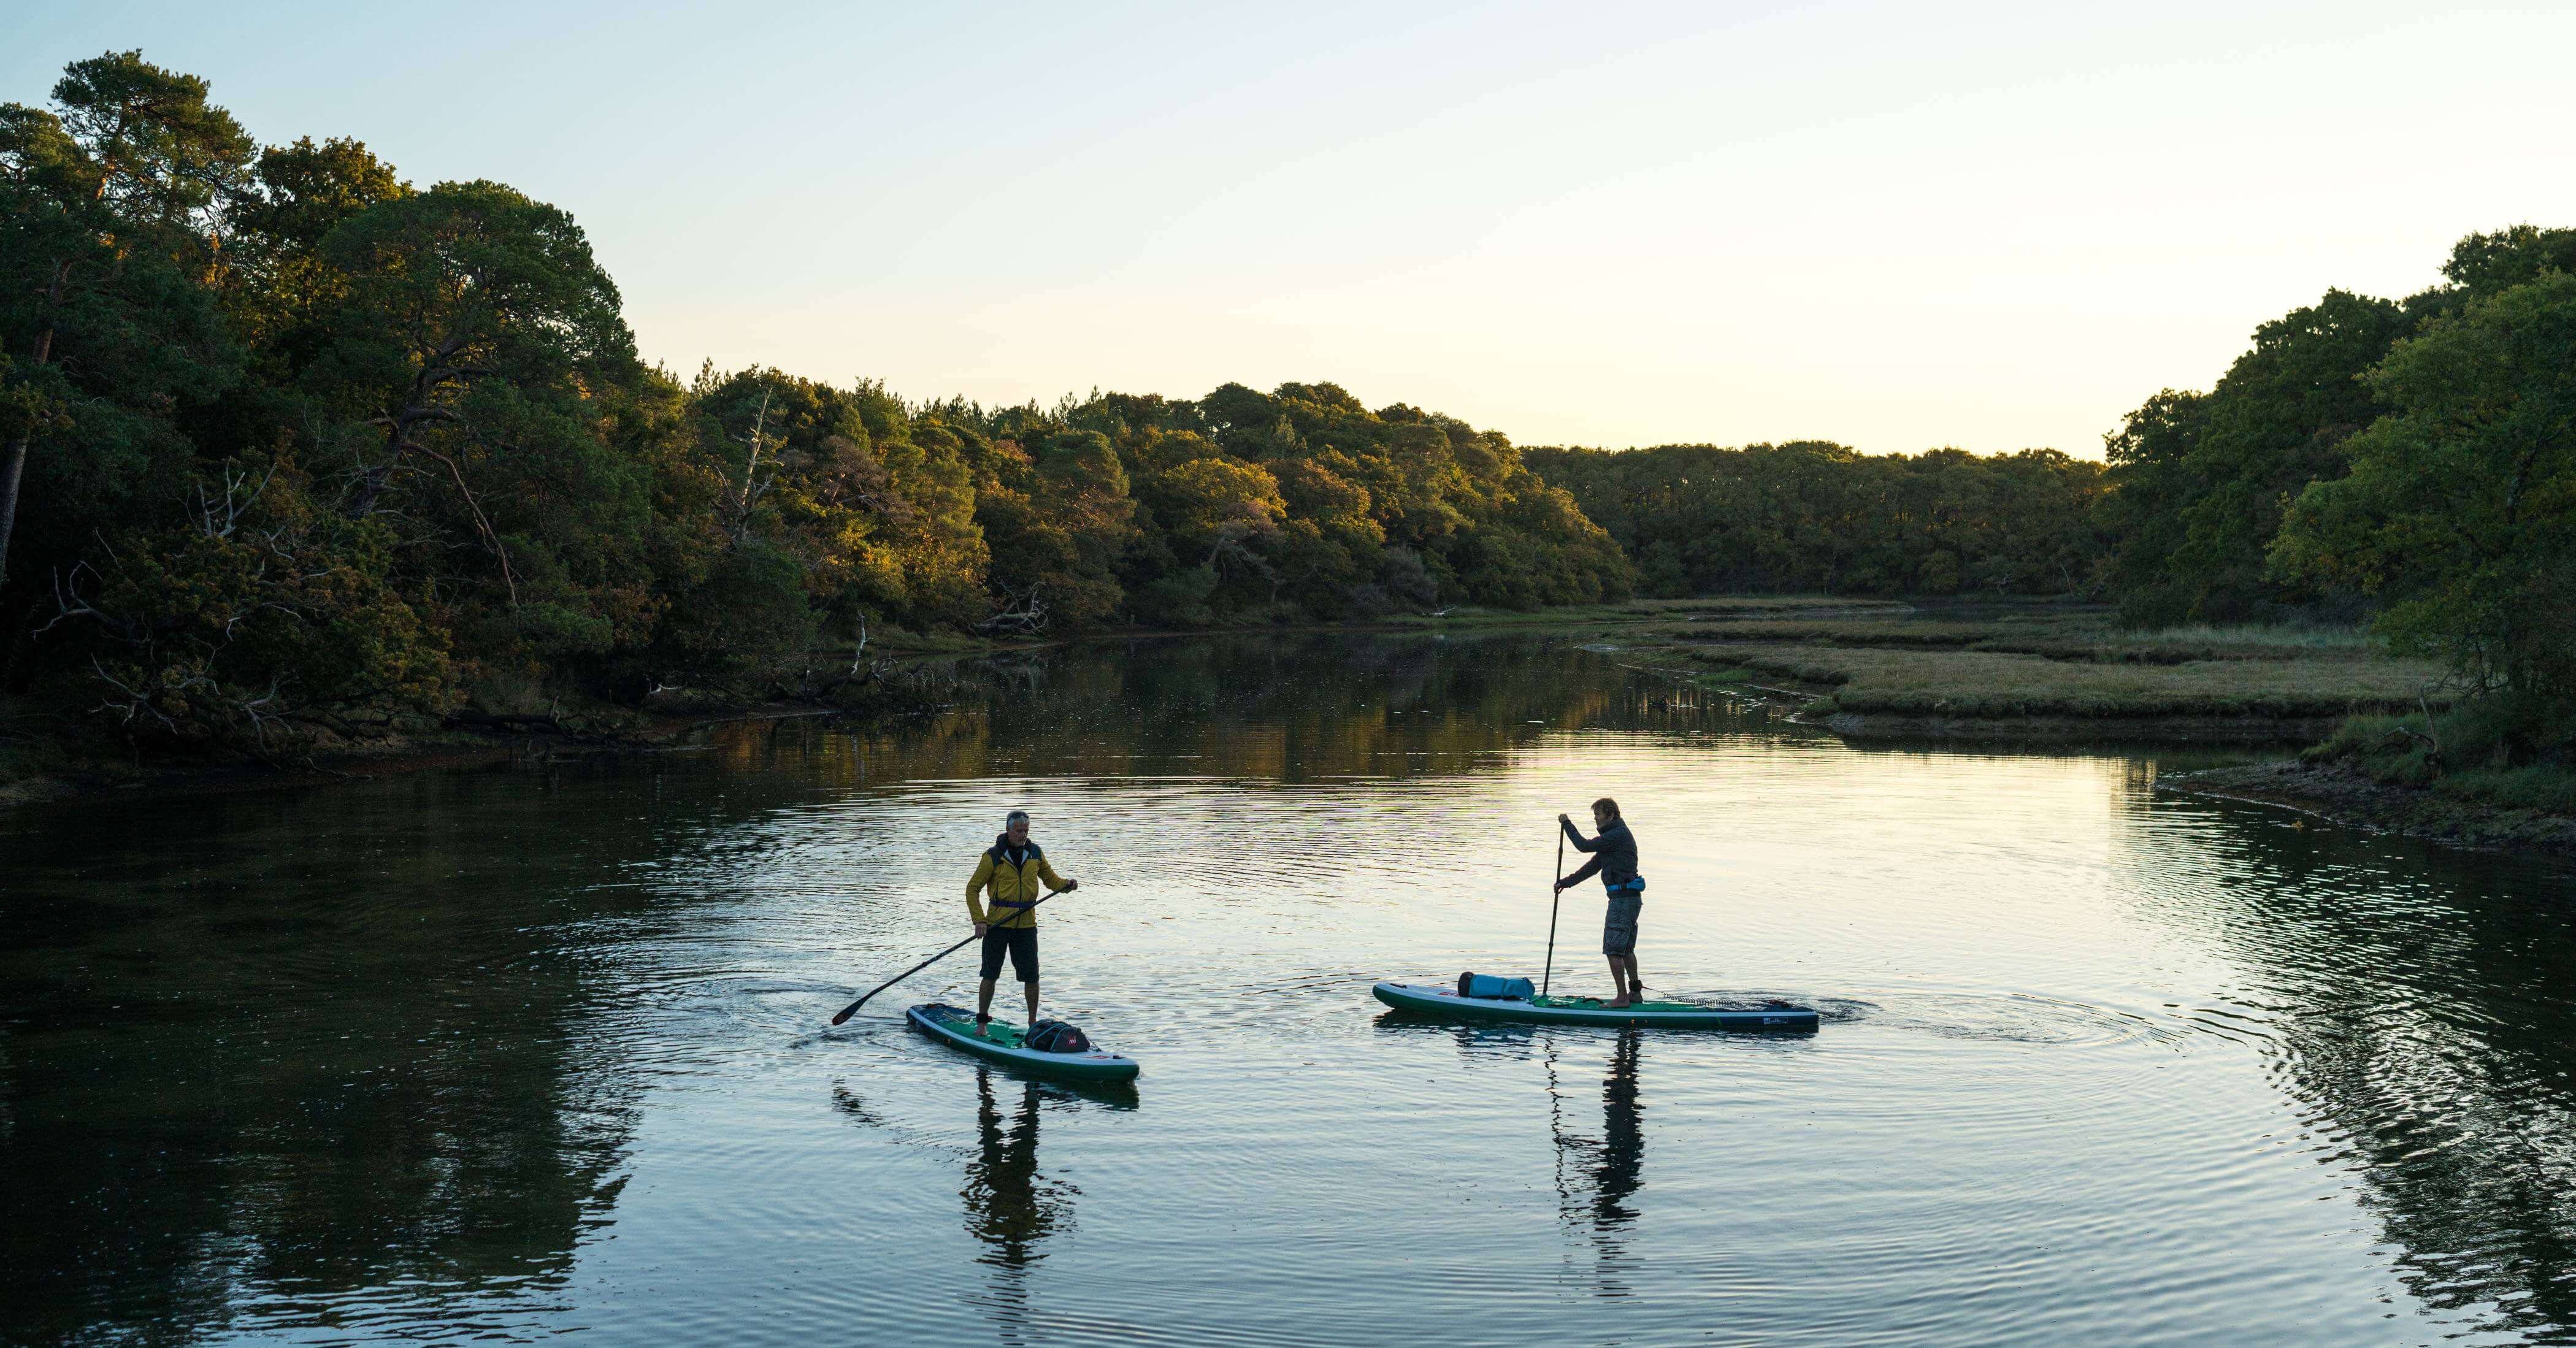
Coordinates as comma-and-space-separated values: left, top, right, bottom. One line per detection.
2, 264, 69, 589
0, 426, 28, 589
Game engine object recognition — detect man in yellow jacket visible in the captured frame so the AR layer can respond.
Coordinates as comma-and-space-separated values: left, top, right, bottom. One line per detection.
967, 810, 1078, 1030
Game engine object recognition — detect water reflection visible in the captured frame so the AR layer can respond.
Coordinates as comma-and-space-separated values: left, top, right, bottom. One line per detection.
835, 1067, 1132, 1342
0, 781, 642, 1342
964, 1070, 1080, 1270
6, 630, 2575, 1344
1376, 1015, 1654, 1289
1552, 1031, 1646, 1236
2129, 808, 2576, 1342
754, 631, 1783, 787
1541, 1030, 1649, 1303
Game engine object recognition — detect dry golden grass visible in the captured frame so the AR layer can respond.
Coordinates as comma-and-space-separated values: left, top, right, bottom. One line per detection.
1686, 643, 2448, 718
1395, 594, 2441, 724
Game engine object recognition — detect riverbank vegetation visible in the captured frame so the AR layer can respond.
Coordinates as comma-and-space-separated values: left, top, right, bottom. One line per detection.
1, 50, 2568, 821
1479, 600, 2443, 738
1519, 228, 2575, 809
2112, 231, 2576, 813
0, 53, 1622, 767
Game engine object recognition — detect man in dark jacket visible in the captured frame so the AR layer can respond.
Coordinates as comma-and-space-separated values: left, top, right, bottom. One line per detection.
1557, 797, 1645, 1008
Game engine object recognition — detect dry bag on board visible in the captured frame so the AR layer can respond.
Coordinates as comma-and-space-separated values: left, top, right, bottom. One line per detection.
1025, 1019, 1091, 1054
1455, 971, 1537, 1000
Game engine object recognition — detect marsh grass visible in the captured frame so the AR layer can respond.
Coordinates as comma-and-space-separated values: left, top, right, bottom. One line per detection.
1669, 619, 2006, 647
1152, 593, 2444, 728
1593, 597, 2561, 815
1687, 643, 2446, 718
1656, 606, 2382, 662
2126, 622, 2374, 651
1383, 595, 1909, 632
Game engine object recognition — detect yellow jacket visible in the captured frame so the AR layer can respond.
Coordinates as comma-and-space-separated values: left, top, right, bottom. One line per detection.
965, 838, 1068, 930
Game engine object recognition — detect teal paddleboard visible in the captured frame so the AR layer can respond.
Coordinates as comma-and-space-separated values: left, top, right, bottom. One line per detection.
906, 1003, 1141, 1081
1373, 980, 1818, 1032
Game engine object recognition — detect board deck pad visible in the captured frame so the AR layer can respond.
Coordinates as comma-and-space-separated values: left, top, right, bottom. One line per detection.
1372, 981, 1819, 1032
1535, 996, 1717, 1013
906, 1003, 1141, 1080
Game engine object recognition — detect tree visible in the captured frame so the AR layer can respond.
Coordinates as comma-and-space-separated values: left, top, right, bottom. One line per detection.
47, 454, 455, 746
2272, 273, 2576, 703
303, 180, 646, 660
0, 51, 255, 589
2437, 225, 2576, 301
1141, 456, 1283, 566
972, 429, 1132, 627
220, 136, 410, 358
2094, 291, 2416, 624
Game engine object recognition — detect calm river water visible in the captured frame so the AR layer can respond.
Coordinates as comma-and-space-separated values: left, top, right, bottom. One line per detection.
5, 634, 2574, 1346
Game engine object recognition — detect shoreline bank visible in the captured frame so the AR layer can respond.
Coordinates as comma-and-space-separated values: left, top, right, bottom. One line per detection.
2154, 760, 2576, 859
12, 605, 2559, 865
1813, 710, 2342, 744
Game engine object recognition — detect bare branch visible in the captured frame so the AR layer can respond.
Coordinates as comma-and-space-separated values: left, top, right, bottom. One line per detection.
409, 439, 519, 608
973, 584, 1049, 636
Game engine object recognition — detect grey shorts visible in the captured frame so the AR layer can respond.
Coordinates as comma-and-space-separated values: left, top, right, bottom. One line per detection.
1603, 892, 1643, 957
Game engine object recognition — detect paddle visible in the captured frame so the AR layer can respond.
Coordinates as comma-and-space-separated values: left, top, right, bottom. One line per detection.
1541, 824, 1565, 998
829, 887, 1068, 1025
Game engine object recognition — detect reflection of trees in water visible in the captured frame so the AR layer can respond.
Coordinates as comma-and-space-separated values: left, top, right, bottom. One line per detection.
2143, 818, 2576, 1339
752, 632, 1766, 787
0, 779, 648, 1344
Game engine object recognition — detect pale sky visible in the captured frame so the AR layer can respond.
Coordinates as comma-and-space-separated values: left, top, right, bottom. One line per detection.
12, 2, 2576, 456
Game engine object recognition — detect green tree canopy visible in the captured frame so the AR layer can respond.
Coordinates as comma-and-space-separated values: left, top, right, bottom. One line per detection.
2271, 272, 2576, 702
2098, 289, 2417, 624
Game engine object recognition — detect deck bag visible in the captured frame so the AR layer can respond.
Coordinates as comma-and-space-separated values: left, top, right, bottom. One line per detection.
1024, 1019, 1091, 1054
1455, 971, 1537, 1000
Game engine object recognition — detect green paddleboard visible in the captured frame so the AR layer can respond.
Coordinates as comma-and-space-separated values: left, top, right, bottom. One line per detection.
907, 1003, 1141, 1081
1373, 980, 1818, 1032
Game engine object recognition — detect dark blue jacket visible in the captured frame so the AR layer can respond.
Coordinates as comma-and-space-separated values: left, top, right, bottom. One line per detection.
1561, 818, 1639, 890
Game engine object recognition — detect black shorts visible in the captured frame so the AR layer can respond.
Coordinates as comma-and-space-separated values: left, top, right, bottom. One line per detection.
979, 925, 1039, 981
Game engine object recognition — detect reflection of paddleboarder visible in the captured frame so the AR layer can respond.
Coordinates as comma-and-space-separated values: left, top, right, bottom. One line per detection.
1548, 1032, 1646, 1236
963, 1070, 1074, 1268
1557, 798, 1646, 1008
1594, 1031, 1644, 1227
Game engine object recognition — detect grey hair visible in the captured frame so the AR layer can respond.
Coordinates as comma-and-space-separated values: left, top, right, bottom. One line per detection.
1005, 810, 1030, 825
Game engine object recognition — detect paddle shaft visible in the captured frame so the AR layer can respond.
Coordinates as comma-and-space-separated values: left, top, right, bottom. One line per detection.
830, 889, 1064, 1025
1542, 829, 1565, 997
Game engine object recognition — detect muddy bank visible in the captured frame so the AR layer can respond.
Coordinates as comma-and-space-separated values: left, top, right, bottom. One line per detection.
1817, 710, 2342, 745
2156, 760, 2576, 858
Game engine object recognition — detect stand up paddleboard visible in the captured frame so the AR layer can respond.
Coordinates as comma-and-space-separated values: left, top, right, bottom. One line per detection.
906, 1003, 1141, 1081
1373, 980, 1819, 1032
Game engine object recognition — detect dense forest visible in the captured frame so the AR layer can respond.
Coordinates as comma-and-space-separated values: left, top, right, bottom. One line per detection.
2, 52, 2569, 777
0, 54, 1623, 749
2097, 224, 2575, 779
1524, 443, 2106, 599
